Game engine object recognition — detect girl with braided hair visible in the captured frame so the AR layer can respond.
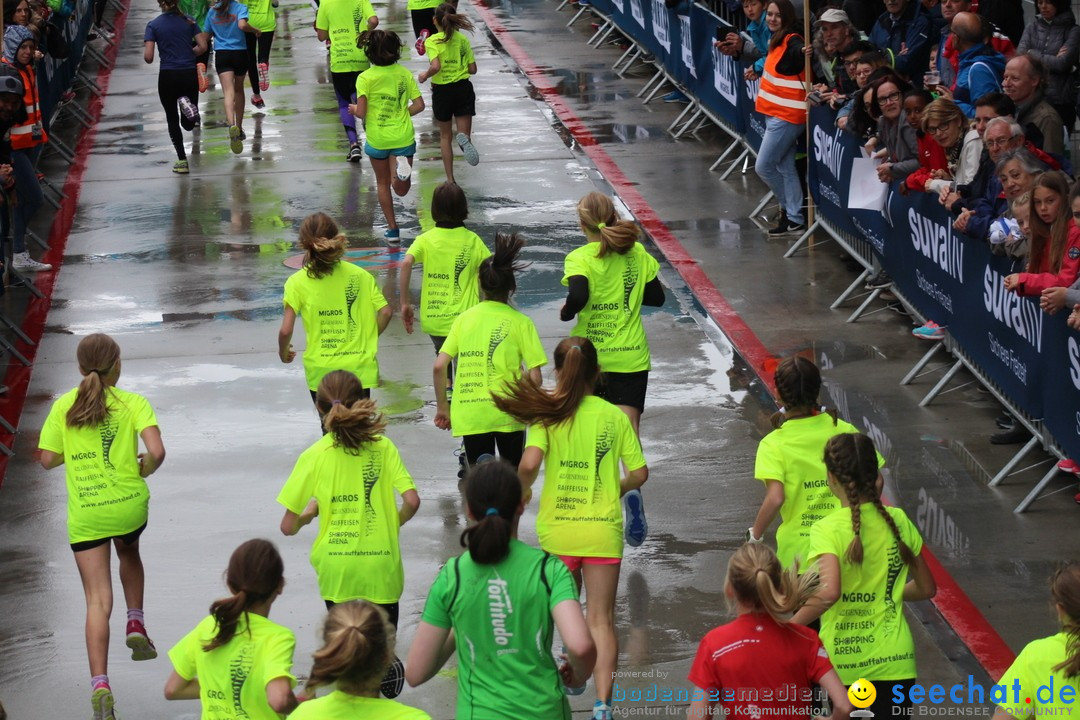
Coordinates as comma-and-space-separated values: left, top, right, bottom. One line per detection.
279, 212, 392, 416
431, 231, 545, 468
995, 563, 1080, 720
749, 355, 881, 572
276, 369, 419, 698
791, 432, 935, 718
165, 539, 298, 718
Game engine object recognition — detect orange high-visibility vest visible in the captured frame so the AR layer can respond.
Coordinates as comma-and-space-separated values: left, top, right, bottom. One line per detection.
3, 59, 47, 150
755, 33, 807, 125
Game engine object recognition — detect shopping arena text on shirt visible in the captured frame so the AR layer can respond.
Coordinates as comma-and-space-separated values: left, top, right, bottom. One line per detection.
892, 676, 1076, 709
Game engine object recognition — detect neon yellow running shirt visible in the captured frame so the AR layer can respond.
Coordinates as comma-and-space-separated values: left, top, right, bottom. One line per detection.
754, 415, 883, 570
562, 241, 659, 373
424, 31, 474, 84
39, 387, 158, 545
407, 0, 440, 11
356, 64, 421, 151
405, 226, 489, 335
526, 395, 646, 558
169, 613, 296, 720
316, 0, 376, 72
245, 0, 275, 33
283, 261, 388, 391
807, 503, 923, 684
441, 301, 547, 436
277, 434, 416, 604
290, 692, 432, 720
997, 634, 1080, 719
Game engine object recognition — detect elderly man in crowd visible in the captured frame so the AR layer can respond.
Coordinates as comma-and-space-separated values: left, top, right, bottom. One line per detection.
1002, 52, 1066, 156
869, 0, 933, 85
948, 116, 1024, 237
935, 12, 1005, 117
811, 9, 864, 89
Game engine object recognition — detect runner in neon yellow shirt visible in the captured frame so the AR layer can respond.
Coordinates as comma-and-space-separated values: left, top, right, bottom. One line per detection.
165, 539, 298, 718
749, 356, 885, 570
351, 30, 425, 244
495, 337, 646, 720
407, 462, 596, 720
996, 564, 1080, 720
278, 370, 419, 698
243, 0, 276, 109
279, 213, 392, 416
407, 0, 441, 51
432, 232, 545, 468
315, 0, 378, 160
38, 334, 166, 720
792, 433, 936, 719
417, 4, 479, 185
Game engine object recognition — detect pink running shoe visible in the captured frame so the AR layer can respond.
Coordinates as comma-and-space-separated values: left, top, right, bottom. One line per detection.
415, 29, 430, 56
258, 62, 270, 92
1059, 459, 1080, 475
126, 620, 158, 661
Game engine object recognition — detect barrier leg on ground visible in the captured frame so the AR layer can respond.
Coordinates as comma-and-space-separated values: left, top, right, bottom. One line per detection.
0, 311, 34, 347
640, 70, 670, 102
76, 69, 105, 98
747, 192, 775, 228
24, 229, 48, 251
566, 4, 591, 26
900, 342, 947, 385
719, 146, 752, 180
989, 435, 1042, 487
58, 99, 95, 131
710, 142, 746, 172
0, 410, 15, 434
919, 358, 964, 407
614, 47, 644, 77
636, 67, 665, 99
1015, 461, 1066, 513
588, 19, 615, 45
0, 330, 31, 366
666, 100, 698, 135
83, 42, 111, 69
556, 0, 572, 10
671, 106, 704, 138
44, 135, 76, 164
784, 221, 820, 258
843, 287, 886, 323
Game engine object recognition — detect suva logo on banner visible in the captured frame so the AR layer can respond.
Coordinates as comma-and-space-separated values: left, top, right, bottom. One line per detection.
680, 16, 696, 77
712, 46, 738, 106
744, 74, 760, 102
909, 209, 964, 282
611, 0, 624, 14
982, 265, 1043, 352
630, 0, 644, 27
812, 124, 846, 182
651, 0, 670, 52
1069, 336, 1080, 391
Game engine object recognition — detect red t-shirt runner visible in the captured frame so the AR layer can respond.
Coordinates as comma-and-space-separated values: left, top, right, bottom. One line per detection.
688, 613, 834, 719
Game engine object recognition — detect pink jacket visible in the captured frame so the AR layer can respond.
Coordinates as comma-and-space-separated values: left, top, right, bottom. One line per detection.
1015, 220, 1080, 295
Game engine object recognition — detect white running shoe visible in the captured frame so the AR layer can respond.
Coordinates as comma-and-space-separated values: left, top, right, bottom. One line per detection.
12, 251, 51, 272
396, 155, 412, 181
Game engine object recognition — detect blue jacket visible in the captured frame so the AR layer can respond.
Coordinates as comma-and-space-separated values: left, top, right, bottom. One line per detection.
964, 175, 1005, 242
953, 43, 1005, 117
869, 1, 932, 84
739, 18, 772, 74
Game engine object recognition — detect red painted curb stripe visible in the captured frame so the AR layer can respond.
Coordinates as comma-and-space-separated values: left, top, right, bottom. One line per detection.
469, 0, 1016, 681
0, 7, 132, 482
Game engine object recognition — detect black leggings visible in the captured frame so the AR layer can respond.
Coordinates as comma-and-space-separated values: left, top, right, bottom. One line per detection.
463, 431, 525, 468
158, 68, 199, 160
246, 31, 274, 93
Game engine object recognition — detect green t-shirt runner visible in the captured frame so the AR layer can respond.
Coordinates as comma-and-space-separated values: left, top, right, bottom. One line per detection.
404, 226, 490, 336
39, 387, 158, 545
356, 64, 421, 151
561, 242, 660, 373
424, 31, 474, 84
997, 634, 1080, 719
290, 692, 431, 720
420, 539, 578, 720
754, 415, 883, 570
807, 503, 923, 685
316, 0, 375, 73
283, 262, 388, 390
178, 0, 209, 29
441, 301, 547, 436
277, 434, 416, 604
527, 395, 646, 558
168, 613, 296, 720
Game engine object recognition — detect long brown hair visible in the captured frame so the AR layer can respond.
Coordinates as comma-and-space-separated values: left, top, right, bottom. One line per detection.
771, 356, 838, 428
299, 213, 347, 279
726, 543, 819, 623
576, 192, 640, 257
765, 0, 798, 52
66, 334, 121, 429
823, 433, 913, 567
316, 371, 386, 453
460, 461, 522, 564
479, 232, 526, 303
433, 2, 474, 41
1028, 171, 1072, 275
1052, 563, 1080, 678
305, 601, 394, 694
492, 336, 599, 427
204, 539, 284, 652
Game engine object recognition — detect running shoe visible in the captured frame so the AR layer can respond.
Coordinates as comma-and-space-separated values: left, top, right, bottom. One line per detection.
251, 94, 265, 110
172, 159, 189, 174
476, 453, 496, 464
865, 270, 893, 290
1059, 459, 1080, 475
229, 125, 243, 154
384, 228, 401, 245
911, 320, 945, 341
238, 129, 247, 141
126, 620, 158, 660
178, 96, 200, 126
12, 252, 51, 272
90, 686, 116, 720
396, 155, 412, 181
197, 63, 209, 93
593, 701, 613, 720
258, 62, 270, 92
415, 29, 430, 56
623, 489, 647, 547
662, 90, 690, 103
456, 132, 479, 166
380, 656, 405, 698
346, 143, 362, 162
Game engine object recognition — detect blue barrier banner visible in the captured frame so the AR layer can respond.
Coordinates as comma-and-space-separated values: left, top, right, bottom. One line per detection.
741, 71, 765, 153
691, 3, 742, 132
1043, 319, 1080, 461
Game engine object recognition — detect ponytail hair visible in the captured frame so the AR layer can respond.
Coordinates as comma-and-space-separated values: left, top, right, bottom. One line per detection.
305, 601, 394, 694
316, 371, 386, 453
433, 2, 474, 41
299, 212, 347, 279
725, 543, 819, 624
66, 334, 121, 429
479, 232, 528, 303
360, 29, 402, 66
771, 355, 838, 428
823, 433, 913, 568
1051, 563, 1080, 678
460, 461, 521, 564
576, 192, 640, 257
204, 539, 284, 652
492, 336, 599, 427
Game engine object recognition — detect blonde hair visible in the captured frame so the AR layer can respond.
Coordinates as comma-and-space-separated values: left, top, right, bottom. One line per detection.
306, 601, 395, 694
316, 371, 386, 452
66, 334, 121, 429
725, 543, 819, 623
576, 192, 640, 257
299, 213, 347, 279
920, 98, 965, 136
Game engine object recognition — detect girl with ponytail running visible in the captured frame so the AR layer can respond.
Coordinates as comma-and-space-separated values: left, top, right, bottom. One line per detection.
493, 336, 646, 720
417, 3, 478, 184
688, 543, 852, 720
315, 0, 377, 161
996, 563, 1080, 720
243, 0, 275, 110
791, 433, 936, 718
39, 333, 166, 720
407, 462, 596, 720
292, 602, 431, 718
202, 0, 260, 153
165, 539, 298, 717
277, 369, 419, 697
432, 232, 546, 468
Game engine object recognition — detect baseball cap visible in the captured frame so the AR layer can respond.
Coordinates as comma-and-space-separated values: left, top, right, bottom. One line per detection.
0, 73, 23, 97
816, 8, 850, 24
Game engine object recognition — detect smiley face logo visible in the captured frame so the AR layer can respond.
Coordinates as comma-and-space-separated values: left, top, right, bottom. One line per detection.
848, 678, 876, 709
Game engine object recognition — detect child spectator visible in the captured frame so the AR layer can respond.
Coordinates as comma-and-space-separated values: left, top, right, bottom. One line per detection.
1004, 171, 1080, 295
